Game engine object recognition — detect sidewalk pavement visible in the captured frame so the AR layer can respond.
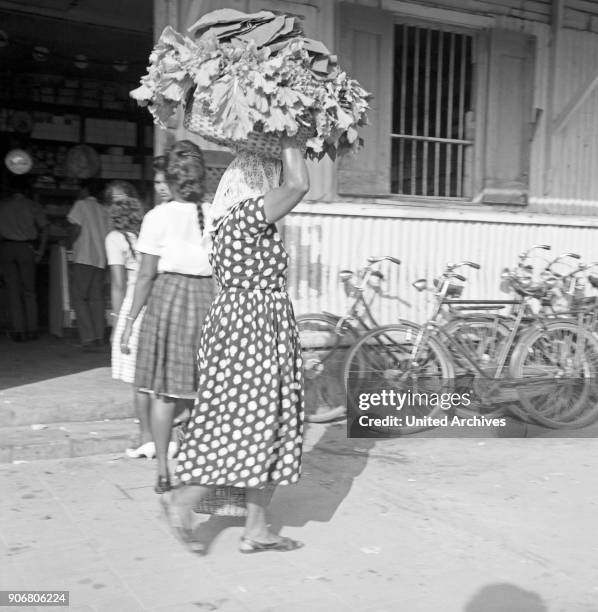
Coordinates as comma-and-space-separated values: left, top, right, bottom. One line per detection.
2, 424, 598, 612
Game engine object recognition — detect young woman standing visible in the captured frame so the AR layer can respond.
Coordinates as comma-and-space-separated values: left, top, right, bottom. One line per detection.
120, 141, 215, 493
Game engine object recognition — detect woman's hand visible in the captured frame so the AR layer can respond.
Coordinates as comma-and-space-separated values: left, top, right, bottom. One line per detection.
120, 320, 133, 355
279, 134, 298, 148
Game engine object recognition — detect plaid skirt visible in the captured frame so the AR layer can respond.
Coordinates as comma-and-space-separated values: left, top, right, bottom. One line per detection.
134, 273, 216, 398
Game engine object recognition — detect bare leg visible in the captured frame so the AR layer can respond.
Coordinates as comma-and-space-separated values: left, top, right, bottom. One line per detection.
238, 486, 303, 552
134, 389, 152, 444
151, 396, 176, 478
243, 486, 277, 542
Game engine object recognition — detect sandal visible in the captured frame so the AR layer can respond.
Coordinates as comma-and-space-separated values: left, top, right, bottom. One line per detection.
154, 475, 172, 494
125, 441, 156, 459
239, 536, 304, 554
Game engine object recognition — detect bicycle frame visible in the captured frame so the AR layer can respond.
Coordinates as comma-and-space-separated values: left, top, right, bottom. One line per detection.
408, 253, 589, 382
330, 256, 402, 336
427, 299, 532, 379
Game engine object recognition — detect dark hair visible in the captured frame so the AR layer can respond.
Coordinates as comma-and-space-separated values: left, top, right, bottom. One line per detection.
108, 196, 144, 259
80, 178, 103, 200
153, 155, 166, 172
165, 140, 206, 232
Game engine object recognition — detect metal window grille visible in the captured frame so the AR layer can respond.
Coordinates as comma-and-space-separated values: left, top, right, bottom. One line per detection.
391, 24, 474, 198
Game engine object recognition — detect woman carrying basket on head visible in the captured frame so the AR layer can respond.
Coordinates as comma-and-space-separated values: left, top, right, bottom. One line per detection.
161, 136, 309, 554
120, 140, 215, 493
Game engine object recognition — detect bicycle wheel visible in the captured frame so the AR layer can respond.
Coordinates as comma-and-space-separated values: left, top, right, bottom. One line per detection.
508, 321, 598, 429
297, 313, 358, 422
343, 323, 455, 435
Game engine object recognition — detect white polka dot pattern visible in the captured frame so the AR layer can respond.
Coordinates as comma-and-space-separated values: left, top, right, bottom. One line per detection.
176, 197, 304, 487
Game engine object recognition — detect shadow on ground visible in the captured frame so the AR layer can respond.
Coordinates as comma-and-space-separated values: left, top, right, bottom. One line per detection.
464, 583, 547, 611
0, 334, 110, 390
188, 422, 386, 551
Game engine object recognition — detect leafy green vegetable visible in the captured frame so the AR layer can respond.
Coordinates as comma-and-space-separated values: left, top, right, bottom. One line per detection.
130, 20, 371, 161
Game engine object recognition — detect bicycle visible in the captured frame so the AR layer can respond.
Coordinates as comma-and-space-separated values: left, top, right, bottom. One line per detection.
302, 245, 554, 427
343, 253, 598, 435
512, 257, 598, 428
297, 255, 407, 422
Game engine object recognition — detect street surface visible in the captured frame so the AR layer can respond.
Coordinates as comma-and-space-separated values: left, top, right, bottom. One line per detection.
1, 335, 598, 611
2, 427, 598, 611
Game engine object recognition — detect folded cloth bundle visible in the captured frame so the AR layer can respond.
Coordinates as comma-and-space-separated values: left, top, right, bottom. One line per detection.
131, 9, 371, 161
188, 9, 302, 46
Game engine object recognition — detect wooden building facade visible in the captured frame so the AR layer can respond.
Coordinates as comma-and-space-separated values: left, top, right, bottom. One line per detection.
155, 0, 598, 322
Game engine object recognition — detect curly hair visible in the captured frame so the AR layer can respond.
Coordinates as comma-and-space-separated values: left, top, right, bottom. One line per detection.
106, 182, 145, 259
165, 140, 206, 232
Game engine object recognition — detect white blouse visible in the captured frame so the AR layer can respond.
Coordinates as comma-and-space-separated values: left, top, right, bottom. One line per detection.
135, 201, 212, 276
105, 230, 139, 288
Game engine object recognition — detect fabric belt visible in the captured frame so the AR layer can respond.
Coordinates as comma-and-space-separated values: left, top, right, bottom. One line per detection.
224, 286, 286, 293
160, 271, 212, 279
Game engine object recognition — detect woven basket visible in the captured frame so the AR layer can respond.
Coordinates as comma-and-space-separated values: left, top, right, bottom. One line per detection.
183, 97, 313, 159
193, 486, 248, 517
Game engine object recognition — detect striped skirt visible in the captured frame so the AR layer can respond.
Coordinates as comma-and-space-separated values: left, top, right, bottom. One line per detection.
134, 273, 216, 398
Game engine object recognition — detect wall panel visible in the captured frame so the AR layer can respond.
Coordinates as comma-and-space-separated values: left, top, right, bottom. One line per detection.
282, 210, 598, 323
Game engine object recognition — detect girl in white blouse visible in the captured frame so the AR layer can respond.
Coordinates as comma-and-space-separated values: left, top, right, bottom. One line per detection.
120, 141, 215, 493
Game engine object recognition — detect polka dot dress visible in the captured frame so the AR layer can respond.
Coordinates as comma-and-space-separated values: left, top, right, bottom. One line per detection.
176, 197, 303, 488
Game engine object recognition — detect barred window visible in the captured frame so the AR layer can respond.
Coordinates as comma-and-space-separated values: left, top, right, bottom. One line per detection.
391, 25, 474, 198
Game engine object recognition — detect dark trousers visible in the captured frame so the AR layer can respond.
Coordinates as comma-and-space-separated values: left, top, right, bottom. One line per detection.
71, 263, 105, 345
0, 241, 38, 333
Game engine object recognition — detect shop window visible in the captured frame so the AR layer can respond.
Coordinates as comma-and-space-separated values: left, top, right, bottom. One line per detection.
391, 25, 473, 198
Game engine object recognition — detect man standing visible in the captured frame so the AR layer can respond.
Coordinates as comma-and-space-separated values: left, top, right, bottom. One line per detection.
67, 179, 109, 351
0, 175, 48, 341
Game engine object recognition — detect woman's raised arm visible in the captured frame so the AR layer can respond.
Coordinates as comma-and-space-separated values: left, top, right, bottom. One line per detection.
263, 136, 310, 223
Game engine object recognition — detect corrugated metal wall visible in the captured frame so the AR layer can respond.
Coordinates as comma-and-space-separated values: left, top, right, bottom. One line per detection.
282, 211, 598, 322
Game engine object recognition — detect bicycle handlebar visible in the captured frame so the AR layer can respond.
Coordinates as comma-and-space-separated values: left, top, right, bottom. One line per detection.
545, 252, 582, 271
446, 261, 481, 272
519, 244, 551, 261
367, 255, 401, 266
550, 260, 598, 281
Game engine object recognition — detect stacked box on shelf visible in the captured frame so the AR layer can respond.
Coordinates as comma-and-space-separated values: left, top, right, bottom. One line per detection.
81, 80, 100, 108
56, 88, 77, 105
100, 149, 143, 179
40, 86, 55, 103
31, 114, 80, 142
85, 118, 136, 146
